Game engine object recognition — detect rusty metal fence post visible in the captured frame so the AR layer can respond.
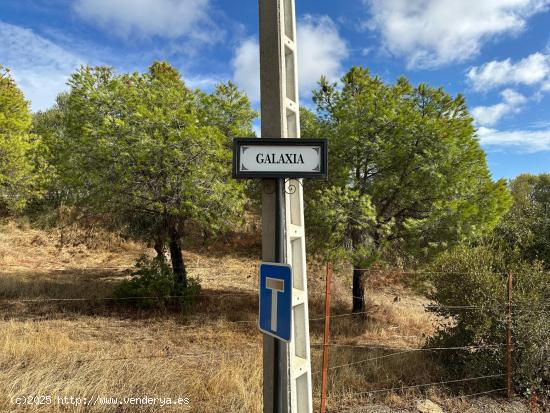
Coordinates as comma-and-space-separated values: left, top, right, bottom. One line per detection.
320, 263, 333, 413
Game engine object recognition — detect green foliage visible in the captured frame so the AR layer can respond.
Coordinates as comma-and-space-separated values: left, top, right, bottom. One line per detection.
197, 81, 257, 140
428, 245, 550, 394
113, 256, 201, 311
60, 62, 244, 226
36, 62, 253, 283
306, 186, 376, 264
196, 81, 259, 213
0, 66, 41, 214
30, 94, 69, 210
304, 67, 511, 266
494, 174, 550, 269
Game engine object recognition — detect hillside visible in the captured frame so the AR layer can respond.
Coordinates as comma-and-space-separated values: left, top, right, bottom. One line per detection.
0, 221, 530, 413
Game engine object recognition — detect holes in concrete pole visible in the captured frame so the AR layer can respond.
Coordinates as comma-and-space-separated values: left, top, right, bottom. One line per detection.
288, 180, 302, 226
283, 0, 294, 41
295, 372, 310, 412
286, 108, 298, 139
293, 303, 307, 358
291, 238, 304, 289
285, 46, 296, 103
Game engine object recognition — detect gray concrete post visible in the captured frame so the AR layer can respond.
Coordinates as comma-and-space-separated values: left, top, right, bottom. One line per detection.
259, 0, 313, 412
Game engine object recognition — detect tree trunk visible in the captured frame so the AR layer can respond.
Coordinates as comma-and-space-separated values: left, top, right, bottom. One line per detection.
154, 239, 165, 261
350, 228, 368, 314
168, 226, 187, 289
352, 266, 366, 314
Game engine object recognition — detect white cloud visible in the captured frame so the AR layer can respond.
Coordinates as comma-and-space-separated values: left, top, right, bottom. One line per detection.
297, 15, 348, 96
478, 126, 550, 152
0, 21, 224, 111
467, 52, 550, 91
232, 15, 348, 103
184, 74, 224, 91
232, 38, 261, 103
74, 0, 218, 41
472, 89, 527, 126
365, 0, 550, 68
472, 104, 512, 127
500, 88, 528, 105
0, 21, 84, 111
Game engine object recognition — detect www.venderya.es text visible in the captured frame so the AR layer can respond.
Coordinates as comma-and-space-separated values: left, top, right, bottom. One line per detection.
12, 395, 191, 407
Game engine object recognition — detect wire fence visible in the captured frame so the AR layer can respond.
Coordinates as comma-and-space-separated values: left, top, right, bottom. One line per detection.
2, 293, 547, 316
1, 263, 547, 409
314, 267, 550, 411
347, 374, 506, 397
0, 292, 258, 303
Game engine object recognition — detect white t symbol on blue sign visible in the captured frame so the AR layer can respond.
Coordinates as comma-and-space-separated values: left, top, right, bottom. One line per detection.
259, 263, 292, 342
266, 277, 285, 331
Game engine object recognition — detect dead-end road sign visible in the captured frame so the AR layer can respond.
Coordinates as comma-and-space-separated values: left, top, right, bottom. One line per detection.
259, 262, 293, 342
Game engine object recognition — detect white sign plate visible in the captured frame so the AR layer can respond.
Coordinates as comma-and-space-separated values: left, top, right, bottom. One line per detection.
233, 138, 328, 179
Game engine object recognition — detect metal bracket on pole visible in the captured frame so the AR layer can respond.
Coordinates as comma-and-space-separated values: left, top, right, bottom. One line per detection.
259, 0, 313, 412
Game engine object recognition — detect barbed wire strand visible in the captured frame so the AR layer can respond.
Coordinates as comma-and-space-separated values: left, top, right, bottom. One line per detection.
0, 292, 258, 303
308, 305, 550, 321
0, 264, 260, 270
312, 349, 419, 374
310, 343, 506, 351
443, 387, 507, 401
1, 264, 519, 276
83, 349, 253, 363
315, 341, 540, 353
347, 374, 506, 397
2, 294, 549, 324
338, 269, 513, 276
2, 299, 548, 339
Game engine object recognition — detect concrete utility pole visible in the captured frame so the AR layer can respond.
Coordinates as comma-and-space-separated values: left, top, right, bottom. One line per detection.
259, 0, 313, 412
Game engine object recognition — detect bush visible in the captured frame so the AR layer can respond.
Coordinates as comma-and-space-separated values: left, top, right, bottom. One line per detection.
113, 256, 201, 312
427, 245, 550, 395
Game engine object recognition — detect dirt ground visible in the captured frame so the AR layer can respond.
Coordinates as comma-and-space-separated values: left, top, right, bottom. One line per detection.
345, 398, 531, 413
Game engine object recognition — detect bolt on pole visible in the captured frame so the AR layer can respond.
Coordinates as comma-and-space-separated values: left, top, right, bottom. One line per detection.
259, 0, 313, 412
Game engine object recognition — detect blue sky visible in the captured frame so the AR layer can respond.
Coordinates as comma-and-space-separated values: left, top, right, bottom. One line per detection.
1, 0, 550, 179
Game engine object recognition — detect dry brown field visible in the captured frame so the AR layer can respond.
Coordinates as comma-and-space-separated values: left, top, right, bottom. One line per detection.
0, 221, 526, 412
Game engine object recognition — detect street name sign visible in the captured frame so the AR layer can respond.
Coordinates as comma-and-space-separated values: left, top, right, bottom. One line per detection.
233, 138, 328, 179
259, 262, 293, 342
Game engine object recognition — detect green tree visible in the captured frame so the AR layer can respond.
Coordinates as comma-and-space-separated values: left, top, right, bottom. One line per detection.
198, 81, 257, 141
306, 186, 376, 265
494, 174, 550, 268
31, 94, 69, 211
305, 67, 511, 313
196, 81, 260, 219
429, 245, 549, 394
47, 62, 247, 288
0, 66, 39, 214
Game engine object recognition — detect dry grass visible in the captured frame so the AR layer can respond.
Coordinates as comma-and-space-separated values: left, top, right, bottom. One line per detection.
0, 221, 266, 412
0, 220, 142, 271
0, 221, 511, 412
0, 317, 263, 412
305, 267, 449, 411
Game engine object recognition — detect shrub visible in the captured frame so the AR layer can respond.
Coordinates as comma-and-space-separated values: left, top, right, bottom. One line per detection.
113, 256, 201, 312
427, 245, 550, 395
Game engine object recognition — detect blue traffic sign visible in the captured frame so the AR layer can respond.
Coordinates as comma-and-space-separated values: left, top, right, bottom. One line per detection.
259, 262, 293, 342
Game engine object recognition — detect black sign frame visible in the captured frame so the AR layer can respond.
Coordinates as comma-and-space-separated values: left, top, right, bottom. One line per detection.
232, 138, 328, 179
